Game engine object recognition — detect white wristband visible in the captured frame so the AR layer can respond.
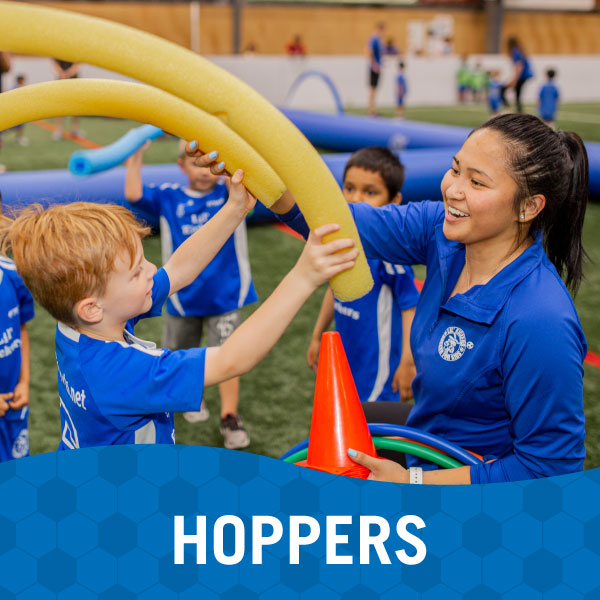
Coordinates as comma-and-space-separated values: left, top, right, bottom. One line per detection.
409, 466, 423, 484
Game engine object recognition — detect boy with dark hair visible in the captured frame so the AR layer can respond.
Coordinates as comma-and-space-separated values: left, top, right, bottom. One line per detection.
306, 147, 419, 404
538, 68, 560, 128
1, 153, 358, 451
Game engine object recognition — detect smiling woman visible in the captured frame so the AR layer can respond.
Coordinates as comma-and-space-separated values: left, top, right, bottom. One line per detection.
272, 113, 589, 485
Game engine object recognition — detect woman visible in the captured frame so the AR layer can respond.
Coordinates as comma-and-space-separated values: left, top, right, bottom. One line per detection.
273, 113, 588, 485
501, 37, 533, 113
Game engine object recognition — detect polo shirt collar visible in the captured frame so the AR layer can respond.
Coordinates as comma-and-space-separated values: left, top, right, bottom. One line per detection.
435, 224, 544, 325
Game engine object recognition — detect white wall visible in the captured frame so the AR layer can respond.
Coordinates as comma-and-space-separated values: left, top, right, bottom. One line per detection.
7, 54, 600, 112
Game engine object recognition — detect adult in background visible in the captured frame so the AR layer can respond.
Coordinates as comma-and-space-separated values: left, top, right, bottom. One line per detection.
0, 52, 11, 173
52, 59, 83, 140
367, 22, 385, 117
501, 36, 533, 113
286, 34, 306, 56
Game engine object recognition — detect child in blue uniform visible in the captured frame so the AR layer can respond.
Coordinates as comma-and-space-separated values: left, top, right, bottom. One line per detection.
0, 253, 34, 461
487, 70, 502, 116
306, 147, 419, 404
271, 114, 588, 484
538, 68, 560, 128
395, 62, 407, 119
126, 140, 257, 449
1, 153, 359, 451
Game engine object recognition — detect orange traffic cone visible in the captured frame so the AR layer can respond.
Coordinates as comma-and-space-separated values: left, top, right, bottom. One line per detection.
296, 331, 377, 478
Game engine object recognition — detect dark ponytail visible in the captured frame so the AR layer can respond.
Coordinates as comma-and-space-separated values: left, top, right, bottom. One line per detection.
476, 113, 589, 294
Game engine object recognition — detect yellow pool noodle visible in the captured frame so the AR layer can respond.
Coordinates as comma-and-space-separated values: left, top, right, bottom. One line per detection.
0, 0, 373, 301
0, 79, 285, 205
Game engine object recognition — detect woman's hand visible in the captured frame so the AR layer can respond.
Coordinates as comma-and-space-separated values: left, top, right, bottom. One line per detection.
348, 448, 409, 483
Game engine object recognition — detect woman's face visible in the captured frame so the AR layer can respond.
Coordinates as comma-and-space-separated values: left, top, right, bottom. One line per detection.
441, 128, 521, 250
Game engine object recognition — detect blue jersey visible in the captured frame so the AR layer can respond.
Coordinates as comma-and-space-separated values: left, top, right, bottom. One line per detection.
369, 34, 382, 67
488, 78, 502, 112
335, 259, 418, 402
279, 202, 586, 483
131, 182, 257, 317
0, 257, 34, 422
396, 74, 407, 102
55, 268, 206, 450
539, 82, 559, 120
511, 47, 533, 81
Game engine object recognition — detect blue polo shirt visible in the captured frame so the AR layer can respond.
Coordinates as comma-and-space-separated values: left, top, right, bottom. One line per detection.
511, 47, 533, 81
280, 201, 586, 483
129, 182, 257, 317
369, 34, 382, 68
0, 257, 35, 422
336, 259, 419, 403
55, 268, 206, 450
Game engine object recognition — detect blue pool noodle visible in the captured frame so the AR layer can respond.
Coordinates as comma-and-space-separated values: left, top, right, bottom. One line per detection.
279, 107, 470, 152
2, 142, 598, 228
68, 124, 164, 176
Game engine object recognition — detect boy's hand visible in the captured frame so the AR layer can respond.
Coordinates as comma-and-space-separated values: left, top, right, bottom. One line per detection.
393, 358, 416, 401
126, 140, 151, 167
294, 224, 358, 290
0, 393, 13, 417
8, 382, 29, 411
347, 449, 409, 483
306, 337, 321, 372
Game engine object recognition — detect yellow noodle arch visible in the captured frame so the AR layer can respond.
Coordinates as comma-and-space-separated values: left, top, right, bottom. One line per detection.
0, 0, 372, 301
0, 79, 285, 205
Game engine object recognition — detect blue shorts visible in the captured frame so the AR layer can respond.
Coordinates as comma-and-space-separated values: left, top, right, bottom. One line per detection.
489, 98, 501, 112
0, 418, 29, 462
397, 97, 405, 107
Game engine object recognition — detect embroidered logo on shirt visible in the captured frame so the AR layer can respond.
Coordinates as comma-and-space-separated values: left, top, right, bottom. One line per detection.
438, 326, 474, 362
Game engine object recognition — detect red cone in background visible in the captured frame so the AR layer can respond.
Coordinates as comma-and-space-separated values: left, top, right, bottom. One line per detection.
296, 331, 377, 478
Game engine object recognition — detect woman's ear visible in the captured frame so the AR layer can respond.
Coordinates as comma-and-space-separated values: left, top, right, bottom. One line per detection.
74, 297, 103, 324
520, 194, 546, 222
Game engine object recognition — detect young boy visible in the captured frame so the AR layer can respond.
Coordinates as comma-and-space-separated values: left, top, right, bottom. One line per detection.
396, 62, 407, 119
1, 153, 358, 451
456, 56, 471, 104
306, 147, 419, 403
0, 192, 35, 461
487, 70, 503, 116
125, 140, 257, 449
538, 68, 560, 128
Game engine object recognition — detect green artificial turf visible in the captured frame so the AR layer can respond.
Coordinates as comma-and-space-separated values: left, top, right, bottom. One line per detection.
3, 105, 599, 468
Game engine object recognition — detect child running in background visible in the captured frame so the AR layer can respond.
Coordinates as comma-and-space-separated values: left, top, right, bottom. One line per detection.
306, 147, 419, 404
1, 152, 358, 451
0, 191, 34, 461
456, 56, 471, 104
487, 70, 503, 116
9, 75, 28, 147
538, 68, 560, 128
396, 61, 407, 119
125, 140, 257, 449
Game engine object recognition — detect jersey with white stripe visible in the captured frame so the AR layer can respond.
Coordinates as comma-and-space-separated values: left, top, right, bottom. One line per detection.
0, 257, 34, 421
334, 259, 419, 402
55, 268, 206, 450
132, 182, 258, 317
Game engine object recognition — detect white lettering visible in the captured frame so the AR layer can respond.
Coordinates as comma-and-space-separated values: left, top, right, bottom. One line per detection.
326, 516, 353, 565
289, 516, 320, 564
334, 301, 360, 321
57, 365, 87, 410
252, 516, 283, 564
174, 515, 206, 564
395, 515, 427, 565
360, 516, 392, 564
214, 516, 245, 565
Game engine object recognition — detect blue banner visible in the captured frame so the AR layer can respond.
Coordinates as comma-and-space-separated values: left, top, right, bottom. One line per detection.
1, 445, 599, 598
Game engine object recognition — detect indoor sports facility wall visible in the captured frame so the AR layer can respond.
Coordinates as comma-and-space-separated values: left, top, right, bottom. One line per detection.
37, 2, 600, 56
12, 53, 600, 110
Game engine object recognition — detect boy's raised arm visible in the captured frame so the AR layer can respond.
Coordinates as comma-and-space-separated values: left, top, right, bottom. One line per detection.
163, 150, 255, 296
204, 224, 358, 386
124, 142, 150, 202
